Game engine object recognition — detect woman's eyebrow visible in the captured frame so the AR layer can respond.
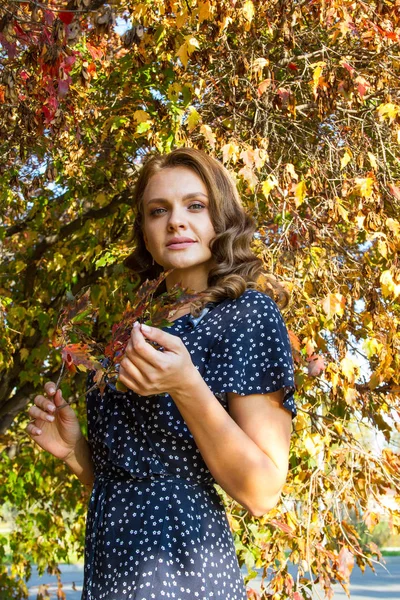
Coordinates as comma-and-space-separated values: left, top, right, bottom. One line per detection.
146, 192, 208, 205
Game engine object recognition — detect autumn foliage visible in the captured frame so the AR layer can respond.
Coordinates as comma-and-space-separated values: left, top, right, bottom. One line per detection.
1, 0, 400, 598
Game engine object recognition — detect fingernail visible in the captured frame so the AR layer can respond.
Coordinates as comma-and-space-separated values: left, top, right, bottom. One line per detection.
47, 414, 55, 422
133, 321, 140, 329
48, 387, 55, 394
48, 404, 55, 412
36, 429, 42, 435
141, 324, 151, 332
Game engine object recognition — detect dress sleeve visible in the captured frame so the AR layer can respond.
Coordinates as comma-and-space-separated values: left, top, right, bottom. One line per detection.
203, 292, 296, 417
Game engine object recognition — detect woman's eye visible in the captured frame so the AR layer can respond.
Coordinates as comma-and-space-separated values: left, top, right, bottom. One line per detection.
150, 208, 166, 216
189, 202, 205, 210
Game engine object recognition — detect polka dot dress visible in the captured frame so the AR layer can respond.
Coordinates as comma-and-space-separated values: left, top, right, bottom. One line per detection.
82, 289, 296, 599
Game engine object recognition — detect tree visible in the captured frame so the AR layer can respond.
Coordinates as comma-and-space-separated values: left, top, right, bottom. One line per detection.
1, 1, 399, 598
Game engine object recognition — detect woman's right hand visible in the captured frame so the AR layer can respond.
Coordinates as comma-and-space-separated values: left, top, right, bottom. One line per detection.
26, 381, 84, 462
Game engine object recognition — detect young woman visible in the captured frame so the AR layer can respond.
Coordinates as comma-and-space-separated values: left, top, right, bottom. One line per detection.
27, 148, 296, 600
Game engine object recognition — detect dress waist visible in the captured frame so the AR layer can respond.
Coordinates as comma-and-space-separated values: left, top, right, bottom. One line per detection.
94, 471, 214, 490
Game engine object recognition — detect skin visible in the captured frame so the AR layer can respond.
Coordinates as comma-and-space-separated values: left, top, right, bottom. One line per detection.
27, 166, 292, 515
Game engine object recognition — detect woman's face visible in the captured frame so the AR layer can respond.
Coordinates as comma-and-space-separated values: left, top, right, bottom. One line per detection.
141, 166, 216, 291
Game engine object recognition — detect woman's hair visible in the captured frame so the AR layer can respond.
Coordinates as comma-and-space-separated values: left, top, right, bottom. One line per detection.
124, 147, 288, 315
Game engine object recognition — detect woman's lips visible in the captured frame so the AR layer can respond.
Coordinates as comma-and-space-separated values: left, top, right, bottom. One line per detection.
166, 241, 196, 249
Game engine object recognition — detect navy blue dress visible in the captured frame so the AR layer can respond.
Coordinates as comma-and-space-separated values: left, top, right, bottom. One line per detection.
82, 289, 295, 599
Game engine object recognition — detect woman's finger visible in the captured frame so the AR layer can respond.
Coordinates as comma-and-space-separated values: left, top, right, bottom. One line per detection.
33, 394, 57, 414
28, 405, 55, 423
26, 421, 43, 436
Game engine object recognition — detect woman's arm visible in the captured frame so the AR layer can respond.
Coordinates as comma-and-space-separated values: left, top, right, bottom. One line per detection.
63, 436, 95, 489
119, 323, 292, 516
27, 382, 95, 490
170, 370, 292, 516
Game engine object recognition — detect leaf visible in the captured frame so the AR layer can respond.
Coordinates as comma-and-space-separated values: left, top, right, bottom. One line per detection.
388, 183, 400, 202
61, 344, 101, 372
200, 124, 216, 148
307, 354, 325, 377
366, 152, 377, 169
337, 547, 354, 581
133, 110, 150, 123
257, 79, 271, 97
262, 175, 278, 197
242, 1, 255, 25
380, 270, 400, 298
187, 107, 200, 132
354, 177, 375, 198
340, 149, 352, 169
377, 102, 400, 122
322, 293, 346, 319
294, 180, 306, 207
59, 11, 74, 25
340, 353, 359, 383
221, 142, 239, 164
304, 432, 324, 457
176, 36, 200, 68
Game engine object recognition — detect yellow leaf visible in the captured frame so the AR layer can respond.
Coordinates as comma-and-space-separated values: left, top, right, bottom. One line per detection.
262, 175, 278, 197
294, 180, 306, 207
344, 385, 358, 405
200, 124, 216, 148
304, 433, 324, 457
176, 10, 188, 29
94, 192, 107, 206
333, 421, 343, 436
322, 293, 346, 319
176, 42, 189, 68
221, 142, 239, 164
377, 102, 400, 122
242, 0, 255, 25
176, 36, 199, 68
362, 338, 383, 359
340, 149, 352, 169
311, 61, 326, 94
133, 110, 150, 123
377, 239, 388, 258
386, 218, 400, 237
20, 348, 29, 362
380, 270, 400, 298
239, 164, 258, 190
198, 0, 212, 23
354, 177, 375, 198
187, 107, 200, 132
367, 152, 378, 170
337, 202, 349, 222
340, 353, 360, 383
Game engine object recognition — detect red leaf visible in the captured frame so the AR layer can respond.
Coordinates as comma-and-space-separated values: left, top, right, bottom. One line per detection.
61, 343, 101, 371
307, 354, 325, 377
389, 184, 400, 201
337, 547, 354, 580
87, 43, 103, 61
341, 61, 355, 76
257, 79, 271, 97
43, 10, 55, 25
270, 519, 294, 536
58, 77, 71, 98
59, 11, 74, 25
287, 62, 298, 71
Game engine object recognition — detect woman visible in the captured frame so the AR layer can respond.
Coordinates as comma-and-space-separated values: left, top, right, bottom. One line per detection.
27, 148, 295, 600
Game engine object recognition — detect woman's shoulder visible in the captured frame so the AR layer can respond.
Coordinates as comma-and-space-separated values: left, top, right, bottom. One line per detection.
219, 288, 280, 317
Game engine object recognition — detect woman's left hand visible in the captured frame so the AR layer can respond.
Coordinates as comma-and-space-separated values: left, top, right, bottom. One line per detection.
118, 322, 196, 396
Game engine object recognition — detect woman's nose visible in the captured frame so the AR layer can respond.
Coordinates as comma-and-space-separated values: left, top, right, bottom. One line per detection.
167, 208, 186, 230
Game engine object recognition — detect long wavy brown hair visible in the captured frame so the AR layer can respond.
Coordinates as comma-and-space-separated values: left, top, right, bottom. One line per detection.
124, 147, 288, 315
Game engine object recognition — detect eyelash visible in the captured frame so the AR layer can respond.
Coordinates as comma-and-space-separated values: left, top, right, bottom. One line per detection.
150, 202, 205, 216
